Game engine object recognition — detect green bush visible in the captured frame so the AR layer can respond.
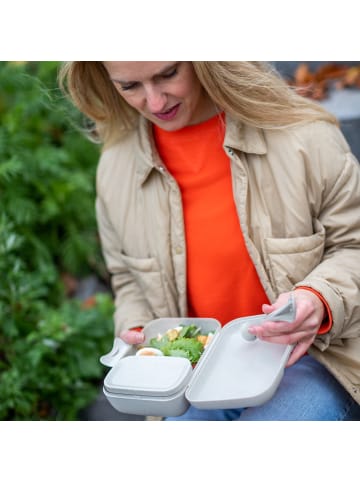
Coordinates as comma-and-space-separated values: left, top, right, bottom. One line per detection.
0, 61, 114, 420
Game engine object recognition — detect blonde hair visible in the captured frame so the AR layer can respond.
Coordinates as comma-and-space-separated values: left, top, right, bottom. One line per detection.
58, 61, 337, 147
58, 61, 138, 144
193, 62, 337, 128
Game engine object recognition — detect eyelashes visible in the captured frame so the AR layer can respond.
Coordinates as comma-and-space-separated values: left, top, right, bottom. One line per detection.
120, 82, 138, 91
162, 67, 178, 79
118, 67, 178, 92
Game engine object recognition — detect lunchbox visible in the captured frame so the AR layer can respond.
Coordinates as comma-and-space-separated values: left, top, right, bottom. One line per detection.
100, 296, 296, 417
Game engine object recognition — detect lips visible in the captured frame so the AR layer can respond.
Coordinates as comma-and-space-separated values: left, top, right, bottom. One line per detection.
153, 103, 180, 121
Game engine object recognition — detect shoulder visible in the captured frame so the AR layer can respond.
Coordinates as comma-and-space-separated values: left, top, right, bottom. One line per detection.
288, 120, 351, 154
98, 130, 138, 171
264, 120, 357, 171
259, 121, 360, 206
290, 121, 359, 177
96, 130, 139, 192
264, 120, 349, 151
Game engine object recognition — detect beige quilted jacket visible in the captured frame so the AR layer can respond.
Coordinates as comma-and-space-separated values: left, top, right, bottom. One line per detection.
96, 114, 360, 402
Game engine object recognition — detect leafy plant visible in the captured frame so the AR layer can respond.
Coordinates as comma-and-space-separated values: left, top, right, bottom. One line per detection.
0, 61, 105, 282
0, 61, 114, 420
0, 292, 114, 420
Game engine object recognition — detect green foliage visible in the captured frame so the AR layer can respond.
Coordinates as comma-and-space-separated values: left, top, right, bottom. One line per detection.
0, 61, 104, 280
0, 61, 114, 420
0, 293, 114, 420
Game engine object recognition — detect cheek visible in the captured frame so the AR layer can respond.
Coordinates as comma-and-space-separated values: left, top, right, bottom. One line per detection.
118, 92, 142, 111
171, 86, 193, 107
180, 77, 202, 103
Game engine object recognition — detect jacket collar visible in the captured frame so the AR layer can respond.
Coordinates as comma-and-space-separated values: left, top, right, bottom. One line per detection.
135, 113, 267, 184
134, 116, 159, 184
223, 113, 267, 155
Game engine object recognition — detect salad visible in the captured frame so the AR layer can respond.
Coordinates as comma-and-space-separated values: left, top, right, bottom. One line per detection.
137, 324, 214, 363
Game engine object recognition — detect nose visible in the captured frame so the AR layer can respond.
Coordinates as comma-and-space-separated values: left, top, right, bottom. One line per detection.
144, 85, 167, 113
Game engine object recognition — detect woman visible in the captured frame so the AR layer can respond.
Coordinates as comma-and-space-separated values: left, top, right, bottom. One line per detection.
59, 61, 360, 420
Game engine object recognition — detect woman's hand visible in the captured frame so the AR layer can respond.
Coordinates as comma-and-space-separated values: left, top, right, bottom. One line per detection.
119, 329, 145, 345
248, 289, 325, 367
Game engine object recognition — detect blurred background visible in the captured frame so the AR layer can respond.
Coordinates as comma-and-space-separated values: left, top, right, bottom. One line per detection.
0, 61, 359, 421
0, 61, 115, 421
272, 61, 360, 160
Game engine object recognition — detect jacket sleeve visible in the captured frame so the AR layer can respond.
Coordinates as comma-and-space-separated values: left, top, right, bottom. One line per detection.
95, 195, 155, 336
294, 124, 360, 351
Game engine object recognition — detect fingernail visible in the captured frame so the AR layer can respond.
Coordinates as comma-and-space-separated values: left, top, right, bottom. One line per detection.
135, 332, 145, 343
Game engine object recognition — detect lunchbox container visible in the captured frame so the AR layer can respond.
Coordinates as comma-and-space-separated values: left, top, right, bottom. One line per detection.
100, 297, 296, 417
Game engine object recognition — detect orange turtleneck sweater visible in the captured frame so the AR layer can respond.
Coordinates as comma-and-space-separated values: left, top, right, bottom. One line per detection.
153, 114, 269, 326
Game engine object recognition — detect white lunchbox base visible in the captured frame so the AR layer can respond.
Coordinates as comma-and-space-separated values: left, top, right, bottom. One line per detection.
103, 353, 194, 417
103, 385, 190, 417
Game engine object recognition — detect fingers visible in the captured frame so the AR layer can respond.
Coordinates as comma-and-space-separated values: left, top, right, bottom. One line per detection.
257, 290, 325, 341
261, 293, 290, 315
248, 325, 310, 345
250, 319, 296, 336
120, 329, 145, 345
286, 340, 313, 367
248, 290, 326, 368
261, 303, 273, 314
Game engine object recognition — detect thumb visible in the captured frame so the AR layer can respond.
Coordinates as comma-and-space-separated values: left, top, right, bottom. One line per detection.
262, 303, 273, 314
120, 329, 145, 345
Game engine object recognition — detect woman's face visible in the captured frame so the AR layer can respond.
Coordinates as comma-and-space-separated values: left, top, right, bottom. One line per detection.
103, 61, 216, 131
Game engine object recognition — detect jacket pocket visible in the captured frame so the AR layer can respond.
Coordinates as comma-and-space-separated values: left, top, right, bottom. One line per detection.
120, 253, 169, 316
264, 219, 325, 295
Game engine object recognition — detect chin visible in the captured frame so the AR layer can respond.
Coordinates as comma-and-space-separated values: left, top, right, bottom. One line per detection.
161, 124, 185, 132
153, 120, 185, 132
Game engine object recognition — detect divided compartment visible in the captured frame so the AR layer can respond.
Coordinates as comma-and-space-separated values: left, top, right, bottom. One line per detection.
104, 355, 192, 397
103, 356, 194, 416
141, 316, 221, 347
102, 317, 221, 416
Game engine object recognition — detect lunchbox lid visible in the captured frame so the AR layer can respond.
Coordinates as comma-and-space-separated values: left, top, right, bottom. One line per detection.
186, 313, 293, 409
104, 355, 193, 397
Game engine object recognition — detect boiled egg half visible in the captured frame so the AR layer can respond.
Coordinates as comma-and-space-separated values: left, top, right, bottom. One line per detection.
136, 347, 164, 357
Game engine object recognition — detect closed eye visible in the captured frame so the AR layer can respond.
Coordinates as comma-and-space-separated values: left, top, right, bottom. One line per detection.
120, 82, 139, 91
161, 67, 178, 79
115, 63, 179, 91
